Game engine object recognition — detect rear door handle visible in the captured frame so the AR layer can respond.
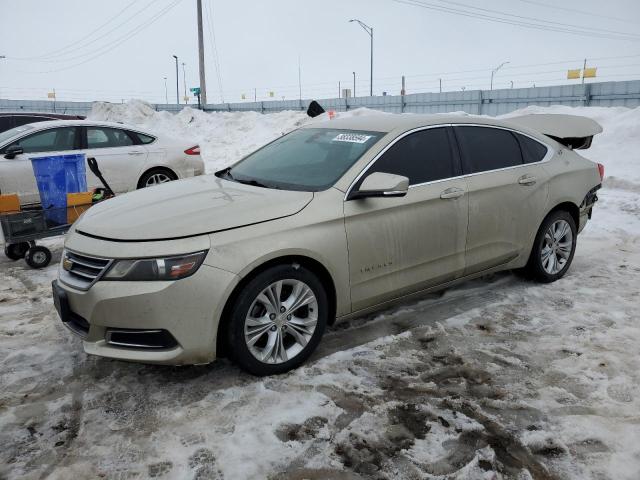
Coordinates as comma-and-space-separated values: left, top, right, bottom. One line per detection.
518, 175, 537, 186
440, 187, 465, 199
128, 151, 144, 156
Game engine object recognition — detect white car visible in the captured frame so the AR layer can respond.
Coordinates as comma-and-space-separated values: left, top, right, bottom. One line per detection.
0, 120, 204, 204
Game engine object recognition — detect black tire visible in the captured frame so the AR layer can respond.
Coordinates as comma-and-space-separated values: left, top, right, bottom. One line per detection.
525, 210, 577, 283
226, 264, 328, 376
4, 242, 30, 261
25, 246, 52, 269
137, 168, 178, 189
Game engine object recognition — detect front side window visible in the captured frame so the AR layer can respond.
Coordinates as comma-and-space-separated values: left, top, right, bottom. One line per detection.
221, 128, 384, 191
362, 127, 456, 186
455, 126, 522, 174
8, 127, 76, 154
87, 127, 134, 149
0, 124, 35, 148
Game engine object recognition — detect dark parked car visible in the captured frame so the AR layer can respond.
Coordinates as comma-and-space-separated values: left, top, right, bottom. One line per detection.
0, 112, 85, 134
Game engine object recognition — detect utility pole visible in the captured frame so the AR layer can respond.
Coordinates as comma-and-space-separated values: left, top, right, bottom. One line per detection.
338, 81, 341, 98
581, 58, 587, 85
182, 62, 187, 104
197, 0, 208, 105
439, 78, 442, 93
353, 72, 356, 97
349, 19, 373, 96
172, 55, 179, 104
254, 88, 257, 102
163, 77, 168, 104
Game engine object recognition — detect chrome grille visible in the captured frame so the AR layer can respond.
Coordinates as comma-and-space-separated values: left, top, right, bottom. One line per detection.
59, 250, 113, 290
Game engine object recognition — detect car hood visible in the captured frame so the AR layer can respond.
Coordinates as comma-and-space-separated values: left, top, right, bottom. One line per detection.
75, 175, 313, 241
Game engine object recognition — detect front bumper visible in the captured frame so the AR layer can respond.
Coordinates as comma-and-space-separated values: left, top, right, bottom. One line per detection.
53, 263, 239, 365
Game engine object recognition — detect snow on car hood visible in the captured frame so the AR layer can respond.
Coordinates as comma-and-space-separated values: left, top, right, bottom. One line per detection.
74, 175, 313, 241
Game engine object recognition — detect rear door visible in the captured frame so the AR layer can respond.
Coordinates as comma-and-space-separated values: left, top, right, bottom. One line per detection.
0, 126, 80, 204
453, 125, 550, 275
80, 126, 148, 193
344, 126, 469, 311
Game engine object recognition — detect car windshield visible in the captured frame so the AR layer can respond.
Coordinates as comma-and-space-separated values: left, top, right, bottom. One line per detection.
219, 128, 384, 191
0, 124, 35, 145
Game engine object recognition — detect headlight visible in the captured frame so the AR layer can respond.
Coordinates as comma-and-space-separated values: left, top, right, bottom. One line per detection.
103, 251, 207, 281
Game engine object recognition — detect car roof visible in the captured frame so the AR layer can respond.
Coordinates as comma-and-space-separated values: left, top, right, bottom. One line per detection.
17, 119, 151, 132
0, 112, 84, 119
305, 112, 533, 135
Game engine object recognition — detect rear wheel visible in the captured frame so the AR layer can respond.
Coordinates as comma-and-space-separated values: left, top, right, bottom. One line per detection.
138, 168, 177, 188
25, 246, 52, 269
4, 242, 30, 260
525, 210, 577, 283
227, 264, 328, 376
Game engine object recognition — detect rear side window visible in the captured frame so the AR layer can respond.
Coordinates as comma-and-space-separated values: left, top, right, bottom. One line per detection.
133, 132, 155, 144
455, 126, 522, 174
365, 127, 456, 186
87, 127, 135, 148
516, 133, 548, 163
10, 127, 77, 153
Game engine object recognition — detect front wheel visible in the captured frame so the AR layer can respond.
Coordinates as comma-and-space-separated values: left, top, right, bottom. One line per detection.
525, 210, 577, 283
227, 264, 328, 376
25, 246, 52, 269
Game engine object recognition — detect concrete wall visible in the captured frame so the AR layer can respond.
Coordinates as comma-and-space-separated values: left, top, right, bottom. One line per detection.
2, 80, 639, 117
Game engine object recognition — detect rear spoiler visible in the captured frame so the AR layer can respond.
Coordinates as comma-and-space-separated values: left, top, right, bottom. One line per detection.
507, 114, 603, 150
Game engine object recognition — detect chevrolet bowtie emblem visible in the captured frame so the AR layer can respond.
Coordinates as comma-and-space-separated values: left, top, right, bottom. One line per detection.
62, 257, 73, 271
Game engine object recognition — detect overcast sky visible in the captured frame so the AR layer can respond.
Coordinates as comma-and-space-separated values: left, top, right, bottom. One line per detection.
1, 0, 639, 105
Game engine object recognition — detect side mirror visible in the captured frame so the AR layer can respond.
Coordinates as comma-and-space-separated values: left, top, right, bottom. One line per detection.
3, 145, 24, 159
349, 172, 409, 200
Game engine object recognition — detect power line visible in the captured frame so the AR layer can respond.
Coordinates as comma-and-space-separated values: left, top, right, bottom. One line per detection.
512, 0, 637, 25
18, 0, 184, 74
433, 0, 640, 39
393, 0, 640, 42
204, 0, 224, 103
14, 0, 143, 60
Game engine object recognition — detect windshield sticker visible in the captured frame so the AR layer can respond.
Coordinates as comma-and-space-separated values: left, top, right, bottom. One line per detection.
332, 133, 373, 144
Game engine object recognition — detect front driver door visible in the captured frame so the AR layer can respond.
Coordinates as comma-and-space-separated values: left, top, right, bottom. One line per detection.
0, 126, 79, 205
344, 126, 469, 312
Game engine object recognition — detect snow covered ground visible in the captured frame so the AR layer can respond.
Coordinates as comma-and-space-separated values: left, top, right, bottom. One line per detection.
1, 103, 639, 479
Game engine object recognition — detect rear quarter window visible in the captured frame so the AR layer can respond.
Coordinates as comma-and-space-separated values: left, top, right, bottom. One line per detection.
132, 132, 155, 144
516, 133, 548, 163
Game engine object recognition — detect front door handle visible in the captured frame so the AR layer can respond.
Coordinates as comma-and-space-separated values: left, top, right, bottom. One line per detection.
440, 187, 465, 199
518, 175, 537, 186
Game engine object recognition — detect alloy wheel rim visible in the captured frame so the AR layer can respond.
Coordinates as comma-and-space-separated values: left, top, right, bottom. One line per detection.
33, 251, 47, 264
541, 219, 573, 275
244, 279, 318, 364
145, 173, 172, 186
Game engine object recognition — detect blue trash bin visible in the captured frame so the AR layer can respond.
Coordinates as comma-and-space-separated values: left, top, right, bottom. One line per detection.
31, 154, 87, 225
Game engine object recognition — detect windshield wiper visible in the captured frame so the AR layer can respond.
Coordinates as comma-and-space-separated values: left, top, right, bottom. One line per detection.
235, 178, 272, 189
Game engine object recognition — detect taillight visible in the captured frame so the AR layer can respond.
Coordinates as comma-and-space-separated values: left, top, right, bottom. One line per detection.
597, 163, 604, 182
184, 145, 200, 155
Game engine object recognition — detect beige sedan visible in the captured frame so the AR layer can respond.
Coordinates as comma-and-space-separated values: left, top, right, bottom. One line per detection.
53, 113, 604, 375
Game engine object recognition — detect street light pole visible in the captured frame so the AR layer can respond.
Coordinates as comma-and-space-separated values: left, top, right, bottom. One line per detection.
349, 19, 373, 96
182, 62, 187, 104
0, 56, 5, 99
353, 71, 356, 97
163, 77, 168, 104
490, 61, 510, 91
172, 55, 179, 104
